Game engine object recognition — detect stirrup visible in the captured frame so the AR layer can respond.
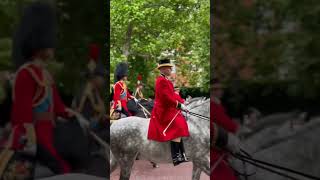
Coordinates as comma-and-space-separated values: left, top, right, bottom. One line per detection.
182, 153, 189, 162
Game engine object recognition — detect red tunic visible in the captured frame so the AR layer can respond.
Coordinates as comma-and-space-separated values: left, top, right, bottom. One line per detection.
210, 100, 239, 180
113, 80, 133, 115
147, 75, 189, 142
174, 92, 185, 103
10, 62, 71, 173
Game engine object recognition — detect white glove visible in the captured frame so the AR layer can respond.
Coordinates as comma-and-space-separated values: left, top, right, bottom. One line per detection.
180, 103, 189, 112
133, 98, 139, 103
116, 106, 122, 111
227, 133, 241, 154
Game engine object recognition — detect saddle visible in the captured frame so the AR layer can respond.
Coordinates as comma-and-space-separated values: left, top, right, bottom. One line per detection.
0, 123, 37, 180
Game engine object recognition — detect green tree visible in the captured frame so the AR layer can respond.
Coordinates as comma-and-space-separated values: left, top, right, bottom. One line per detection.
214, 0, 320, 99
111, 0, 210, 97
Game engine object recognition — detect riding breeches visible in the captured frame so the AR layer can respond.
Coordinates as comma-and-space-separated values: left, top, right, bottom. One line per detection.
35, 121, 71, 174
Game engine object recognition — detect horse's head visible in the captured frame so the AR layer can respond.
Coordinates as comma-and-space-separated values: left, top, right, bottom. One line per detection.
184, 97, 210, 128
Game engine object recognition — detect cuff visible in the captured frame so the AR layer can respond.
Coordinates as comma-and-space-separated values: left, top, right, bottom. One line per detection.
176, 101, 181, 109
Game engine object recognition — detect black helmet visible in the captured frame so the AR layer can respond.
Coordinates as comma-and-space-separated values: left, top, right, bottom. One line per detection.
12, 1, 57, 70
114, 62, 128, 82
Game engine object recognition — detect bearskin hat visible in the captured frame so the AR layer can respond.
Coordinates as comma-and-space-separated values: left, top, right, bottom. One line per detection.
89, 43, 100, 61
12, 1, 57, 70
114, 62, 128, 82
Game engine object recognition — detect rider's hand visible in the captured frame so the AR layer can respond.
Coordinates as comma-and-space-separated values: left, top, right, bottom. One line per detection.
133, 97, 139, 103
179, 103, 189, 112
65, 108, 76, 118
226, 133, 241, 154
116, 106, 122, 111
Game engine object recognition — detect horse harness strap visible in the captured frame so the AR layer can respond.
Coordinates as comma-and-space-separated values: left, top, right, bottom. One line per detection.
231, 149, 320, 180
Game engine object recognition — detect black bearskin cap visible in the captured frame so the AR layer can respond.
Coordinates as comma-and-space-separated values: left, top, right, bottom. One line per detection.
114, 62, 128, 82
12, 1, 57, 70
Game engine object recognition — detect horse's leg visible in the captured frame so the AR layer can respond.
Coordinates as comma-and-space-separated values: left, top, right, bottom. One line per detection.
150, 161, 159, 168
193, 156, 210, 176
119, 153, 137, 180
192, 163, 202, 180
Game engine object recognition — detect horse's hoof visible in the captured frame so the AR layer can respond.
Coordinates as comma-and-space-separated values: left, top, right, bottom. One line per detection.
152, 164, 159, 168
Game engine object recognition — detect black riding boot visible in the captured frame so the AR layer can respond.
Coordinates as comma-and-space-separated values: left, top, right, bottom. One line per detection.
170, 141, 183, 166
179, 140, 189, 162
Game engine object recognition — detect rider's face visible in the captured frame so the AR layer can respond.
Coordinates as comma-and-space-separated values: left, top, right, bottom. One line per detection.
160, 66, 172, 76
38, 48, 55, 61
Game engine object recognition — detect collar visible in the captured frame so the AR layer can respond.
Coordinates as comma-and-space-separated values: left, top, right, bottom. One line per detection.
160, 73, 169, 80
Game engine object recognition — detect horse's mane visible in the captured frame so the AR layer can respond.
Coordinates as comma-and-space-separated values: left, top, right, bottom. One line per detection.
253, 116, 320, 152
185, 97, 205, 104
184, 97, 210, 126
245, 112, 298, 138
186, 97, 209, 110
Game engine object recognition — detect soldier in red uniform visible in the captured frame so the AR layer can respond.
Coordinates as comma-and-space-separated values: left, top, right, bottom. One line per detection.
9, 2, 74, 174
112, 62, 137, 117
147, 59, 189, 166
211, 78, 241, 180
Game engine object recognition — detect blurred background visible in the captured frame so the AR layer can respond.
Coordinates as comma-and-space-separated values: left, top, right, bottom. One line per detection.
213, 1, 320, 179
110, 0, 210, 99
214, 0, 320, 120
0, 0, 107, 106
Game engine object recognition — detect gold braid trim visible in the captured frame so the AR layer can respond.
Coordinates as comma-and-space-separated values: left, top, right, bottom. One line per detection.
29, 68, 53, 108
78, 82, 105, 121
88, 89, 105, 120
24, 123, 36, 146
0, 123, 36, 178
78, 82, 92, 113
0, 149, 14, 178
12, 62, 52, 108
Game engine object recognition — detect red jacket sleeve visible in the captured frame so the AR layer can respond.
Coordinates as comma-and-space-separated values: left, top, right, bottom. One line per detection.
10, 69, 35, 149
128, 90, 134, 99
158, 78, 178, 108
11, 69, 35, 126
175, 93, 185, 103
52, 84, 67, 117
211, 101, 239, 134
113, 83, 121, 108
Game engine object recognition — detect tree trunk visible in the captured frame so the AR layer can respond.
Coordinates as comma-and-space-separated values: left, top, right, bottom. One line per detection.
122, 22, 133, 58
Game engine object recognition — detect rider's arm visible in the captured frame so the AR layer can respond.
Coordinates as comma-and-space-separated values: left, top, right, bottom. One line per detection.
158, 79, 179, 108
52, 83, 69, 117
128, 89, 134, 99
211, 102, 239, 134
11, 69, 34, 125
11, 69, 35, 149
175, 93, 185, 103
113, 83, 121, 108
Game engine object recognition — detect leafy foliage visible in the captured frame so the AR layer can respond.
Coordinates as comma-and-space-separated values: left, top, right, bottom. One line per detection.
0, 0, 107, 97
111, 0, 210, 97
214, 0, 320, 99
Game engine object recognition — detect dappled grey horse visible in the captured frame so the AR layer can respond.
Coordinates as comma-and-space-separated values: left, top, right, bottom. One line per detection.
233, 115, 320, 180
34, 113, 109, 179
37, 173, 106, 180
110, 97, 210, 180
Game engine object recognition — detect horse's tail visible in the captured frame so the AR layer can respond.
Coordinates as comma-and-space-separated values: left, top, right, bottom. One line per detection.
110, 149, 118, 173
